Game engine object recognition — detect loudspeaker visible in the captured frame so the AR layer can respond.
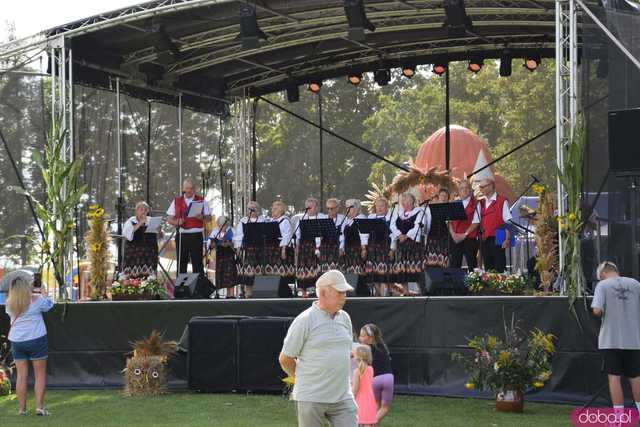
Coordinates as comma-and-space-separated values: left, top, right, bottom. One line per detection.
423, 267, 468, 296
238, 317, 293, 391
252, 275, 280, 299
609, 108, 640, 175
174, 273, 214, 299
187, 316, 248, 391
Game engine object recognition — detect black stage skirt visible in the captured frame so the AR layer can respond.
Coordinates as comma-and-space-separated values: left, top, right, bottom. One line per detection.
366, 239, 392, 283
124, 234, 158, 275
393, 238, 425, 283
426, 235, 450, 268
296, 240, 321, 289
319, 238, 341, 273
262, 243, 296, 278
215, 246, 238, 289
342, 242, 365, 276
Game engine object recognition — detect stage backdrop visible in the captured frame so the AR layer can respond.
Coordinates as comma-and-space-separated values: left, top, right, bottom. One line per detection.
0, 297, 605, 404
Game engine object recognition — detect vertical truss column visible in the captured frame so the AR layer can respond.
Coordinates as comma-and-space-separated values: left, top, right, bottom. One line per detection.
555, 0, 579, 290
233, 93, 253, 219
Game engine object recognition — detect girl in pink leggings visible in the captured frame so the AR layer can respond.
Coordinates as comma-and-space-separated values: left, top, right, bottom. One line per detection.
359, 324, 394, 423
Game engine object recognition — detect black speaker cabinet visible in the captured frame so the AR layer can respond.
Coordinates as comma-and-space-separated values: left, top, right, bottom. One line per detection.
423, 267, 468, 296
187, 316, 248, 392
252, 275, 280, 298
238, 317, 293, 391
175, 273, 214, 299
609, 108, 640, 176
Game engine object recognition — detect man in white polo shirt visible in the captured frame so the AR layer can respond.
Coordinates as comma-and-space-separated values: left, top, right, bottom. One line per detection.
279, 270, 356, 427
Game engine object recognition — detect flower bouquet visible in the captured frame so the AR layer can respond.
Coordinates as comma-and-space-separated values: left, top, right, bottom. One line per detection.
111, 272, 167, 301
465, 270, 527, 295
452, 315, 555, 412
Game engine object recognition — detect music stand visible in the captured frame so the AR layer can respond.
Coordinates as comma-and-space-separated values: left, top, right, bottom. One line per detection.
243, 222, 281, 246
429, 201, 468, 222
354, 218, 390, 243
300, 218, 338, 241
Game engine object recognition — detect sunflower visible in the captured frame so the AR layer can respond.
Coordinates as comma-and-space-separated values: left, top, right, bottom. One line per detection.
532, 184, 546, 195
533, 381, 545, 389
91, 243, 102, 252
94, 208, 105, 217
464, 382, 475, 390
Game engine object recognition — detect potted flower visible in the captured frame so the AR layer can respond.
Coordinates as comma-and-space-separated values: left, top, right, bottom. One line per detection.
452, 316, 555, 413
465, 270, 527, 295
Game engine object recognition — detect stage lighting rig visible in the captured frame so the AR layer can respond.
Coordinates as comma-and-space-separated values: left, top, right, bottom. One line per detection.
348, 72, 363, 86
286, 84, 300, 103
524, 53, 541, 71
499, 50, 512, 77
433, 62, 447, 76
443, 0, 472, 36
402, 64, 416, 79
238, 3, 267, 49
374, 69, 391, 86
467, 54, 484, 73
308, 81, 323, 93
344, 0, 375, 41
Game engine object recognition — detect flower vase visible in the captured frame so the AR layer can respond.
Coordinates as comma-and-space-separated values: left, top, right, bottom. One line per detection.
495, 390, 524, 413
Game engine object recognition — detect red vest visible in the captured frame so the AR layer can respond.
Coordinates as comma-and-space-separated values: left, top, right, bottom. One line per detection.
480, 194, 507, 240
174, 194, 204, 230
451, 198, 479, 239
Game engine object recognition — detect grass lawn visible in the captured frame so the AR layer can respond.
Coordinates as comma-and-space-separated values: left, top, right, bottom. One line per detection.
0, 391, 575, 426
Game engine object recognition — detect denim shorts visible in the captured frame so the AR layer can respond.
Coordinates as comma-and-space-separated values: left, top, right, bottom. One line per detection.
11, 335, 48, 361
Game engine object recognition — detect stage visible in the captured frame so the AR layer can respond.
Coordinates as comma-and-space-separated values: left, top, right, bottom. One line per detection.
0, 296, 605, 404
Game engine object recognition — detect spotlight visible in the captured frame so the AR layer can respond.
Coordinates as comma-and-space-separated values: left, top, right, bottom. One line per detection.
308, 81, 322, 93
344, 0, 375, 41
524, 53, 541, 71
467, 54, 483, 73
238, 4, 267, 50
443, 0, 472, 36
347, 72, 363, 86
499, 51, 512, 77
374, 69, 391, 86
402, 64, 416, 79
286, 84, 300, 103
432, 62, 447, 76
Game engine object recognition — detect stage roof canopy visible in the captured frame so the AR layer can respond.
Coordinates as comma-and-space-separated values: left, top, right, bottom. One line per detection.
0, 0, 590, 112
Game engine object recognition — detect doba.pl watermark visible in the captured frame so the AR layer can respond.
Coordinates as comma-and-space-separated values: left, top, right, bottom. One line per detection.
571, 407, 640, 426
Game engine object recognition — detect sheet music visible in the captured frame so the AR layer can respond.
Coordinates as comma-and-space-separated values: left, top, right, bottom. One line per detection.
188, 202, 204, 217
145, 216, 162, 233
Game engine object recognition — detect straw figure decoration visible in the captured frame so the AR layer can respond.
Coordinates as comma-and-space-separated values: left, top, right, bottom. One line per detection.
123, 330, 177, 396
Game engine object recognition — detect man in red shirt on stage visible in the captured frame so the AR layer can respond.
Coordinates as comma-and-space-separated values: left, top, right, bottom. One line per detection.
166, 178, 212, 274
478, 178, 511, 273
449, 180, 480, 270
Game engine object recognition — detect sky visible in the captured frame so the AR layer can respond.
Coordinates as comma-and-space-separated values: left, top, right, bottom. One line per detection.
2, 0, 143, 39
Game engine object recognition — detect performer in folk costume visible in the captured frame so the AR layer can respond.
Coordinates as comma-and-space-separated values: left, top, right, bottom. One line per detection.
123, 201, 160, 275
448, 179, 480, 270
339, 199, 369, 279
208, 215, 238, 298
390, 192, 431, 295
367, 197, 394, 296
321, 198, 344, 273
425, 188, 452, 268
267, 200, 295, 297
478, 178, 512, 272
295, 197, 327, 289
233, 200, 266, 298
166, 178, 211, 275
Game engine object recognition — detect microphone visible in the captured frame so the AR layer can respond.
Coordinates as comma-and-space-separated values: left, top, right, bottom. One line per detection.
249, 208, 256, 212
531, 175, 540, 183
304, 207, 311, 211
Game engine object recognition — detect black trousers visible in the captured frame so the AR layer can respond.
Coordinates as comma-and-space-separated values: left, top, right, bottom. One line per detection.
176, 232, 204, 274
450, 238, 479, 270
481, 237, 506, 273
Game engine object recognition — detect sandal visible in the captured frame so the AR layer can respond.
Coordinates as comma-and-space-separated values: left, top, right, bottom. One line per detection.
36, 408, 51, 416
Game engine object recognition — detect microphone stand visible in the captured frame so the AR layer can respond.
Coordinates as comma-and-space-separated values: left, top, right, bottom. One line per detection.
509, 176, 539, 274
210, 218, 230, 299
413, 200, 430, 243
475, 198, 484, 271
287, 209, 309, 297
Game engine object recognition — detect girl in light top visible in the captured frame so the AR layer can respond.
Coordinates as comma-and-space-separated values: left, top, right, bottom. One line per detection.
352, 344, 377, 427
209, 215, 237, 298
5, 276, 54, 416
122, 201, 159, 275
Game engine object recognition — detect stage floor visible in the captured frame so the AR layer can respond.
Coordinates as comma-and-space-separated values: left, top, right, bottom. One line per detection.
0, 296, 604, 404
